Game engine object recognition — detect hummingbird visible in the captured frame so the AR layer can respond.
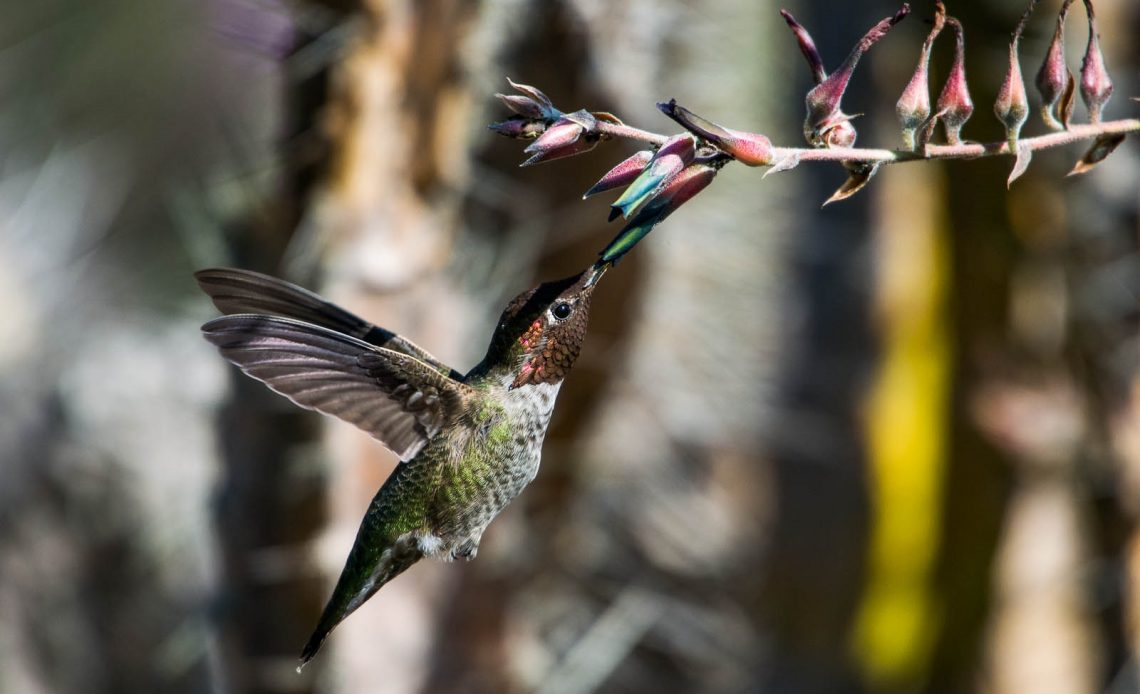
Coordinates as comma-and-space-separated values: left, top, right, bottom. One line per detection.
195, 262, 609, 667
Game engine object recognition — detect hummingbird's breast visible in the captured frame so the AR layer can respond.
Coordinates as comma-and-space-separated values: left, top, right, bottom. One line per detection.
495, 379, 560, 486
429, 380, 561, 553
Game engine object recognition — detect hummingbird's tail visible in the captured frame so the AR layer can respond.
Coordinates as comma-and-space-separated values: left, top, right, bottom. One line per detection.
297, 534, 424, 669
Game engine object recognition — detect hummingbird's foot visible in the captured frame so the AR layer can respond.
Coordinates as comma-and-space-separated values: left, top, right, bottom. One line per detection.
451, 539, 479, 561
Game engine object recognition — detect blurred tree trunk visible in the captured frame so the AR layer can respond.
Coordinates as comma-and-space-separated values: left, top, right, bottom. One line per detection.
1085, 7, 1140, 687
753, 3, 895, 690
211, 6, 347, 693
299, 1, 488, 690
0, 3, 266, 694
930, 155, 1018, 694
861, 4, 1139, 694
1063, 3, 1140, 686
935, 4, 1135, 693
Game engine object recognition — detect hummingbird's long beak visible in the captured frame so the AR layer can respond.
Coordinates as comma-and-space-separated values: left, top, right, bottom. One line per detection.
581, 261, 611, 289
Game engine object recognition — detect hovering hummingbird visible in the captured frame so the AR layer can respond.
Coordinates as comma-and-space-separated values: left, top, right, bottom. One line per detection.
196, 262, 609, 667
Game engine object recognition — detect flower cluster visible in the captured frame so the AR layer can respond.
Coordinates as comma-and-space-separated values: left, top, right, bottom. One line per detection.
489, 80, 733, 264
488, 0, 1134, 264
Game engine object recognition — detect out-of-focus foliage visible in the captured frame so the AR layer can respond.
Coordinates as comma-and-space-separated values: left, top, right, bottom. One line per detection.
0, 1, 1137, 694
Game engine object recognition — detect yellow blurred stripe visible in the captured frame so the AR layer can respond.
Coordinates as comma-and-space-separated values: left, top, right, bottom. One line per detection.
853, 167, 949, 687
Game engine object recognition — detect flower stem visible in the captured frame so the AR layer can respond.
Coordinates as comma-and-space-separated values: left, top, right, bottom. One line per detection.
592, 116, 1139, 167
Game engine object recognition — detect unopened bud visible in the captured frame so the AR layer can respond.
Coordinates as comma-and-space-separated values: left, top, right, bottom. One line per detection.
717, 130, 774, 166
995, 0, 1037, 151
896, 2, 945, 150
1036, 0, 1073, 129
657, 100, 773, 166
583, 151, 653, 199
600, 163, 718, 264
609, 134, 695, 220
1079, 0, 1113, 123
796, 5, 910, 147
520, 119, 596, 166
488, 116, 546, 140
524, 119, 583, 153
994, 43, 1029, 153
896, 74, 930, 149
936, 18, 973, 145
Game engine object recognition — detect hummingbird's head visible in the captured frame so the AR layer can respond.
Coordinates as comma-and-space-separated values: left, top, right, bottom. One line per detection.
486, 262, 609, 390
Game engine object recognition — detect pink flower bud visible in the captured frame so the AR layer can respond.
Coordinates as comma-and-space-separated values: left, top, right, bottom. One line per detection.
1078, 0, 1113, 123
994, 43, 1029, 152
896, 70, 931, 142
1035, 0, 1073, 129
520, 119, 597, 167
994, 0, 1037, 151
896, 2, 946, 150
656, 134, 697, 159
729, 133, 773, 165
936, 18, 973, 145
583, 151, 653, 199
657, 100, 773, 166
524, 119, 583, 154
785, 5, 910, 148
716, 130, 773, 166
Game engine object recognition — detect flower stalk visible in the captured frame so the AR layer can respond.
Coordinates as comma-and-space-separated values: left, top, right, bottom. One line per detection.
488, 0, 1134, 261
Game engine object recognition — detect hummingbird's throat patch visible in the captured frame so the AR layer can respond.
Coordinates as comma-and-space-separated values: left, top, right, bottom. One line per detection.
511, 317, 579, 389
515, 355, 554, 388
517, 318, 544, 351
512, 319, 547, 388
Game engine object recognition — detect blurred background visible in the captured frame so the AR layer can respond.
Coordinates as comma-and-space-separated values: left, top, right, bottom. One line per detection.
0, 0, 1137, 692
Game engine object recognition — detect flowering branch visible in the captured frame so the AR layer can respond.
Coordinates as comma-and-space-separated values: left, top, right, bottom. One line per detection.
584, 105, 1138, 168
489, 0, 1136, 264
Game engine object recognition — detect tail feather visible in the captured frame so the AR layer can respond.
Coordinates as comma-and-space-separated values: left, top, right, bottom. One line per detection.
297, 535, 423, 668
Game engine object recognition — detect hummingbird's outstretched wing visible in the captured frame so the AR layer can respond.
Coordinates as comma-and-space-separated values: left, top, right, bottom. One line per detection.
203, 314, 474, 461
195, 268, 462, 380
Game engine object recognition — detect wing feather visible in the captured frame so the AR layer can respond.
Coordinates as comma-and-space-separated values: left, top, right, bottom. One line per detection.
195, 268, 462, 380
203, 314, 473, 461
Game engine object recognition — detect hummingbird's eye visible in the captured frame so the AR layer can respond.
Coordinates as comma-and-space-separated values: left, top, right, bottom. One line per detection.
552, 302, 573, 321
